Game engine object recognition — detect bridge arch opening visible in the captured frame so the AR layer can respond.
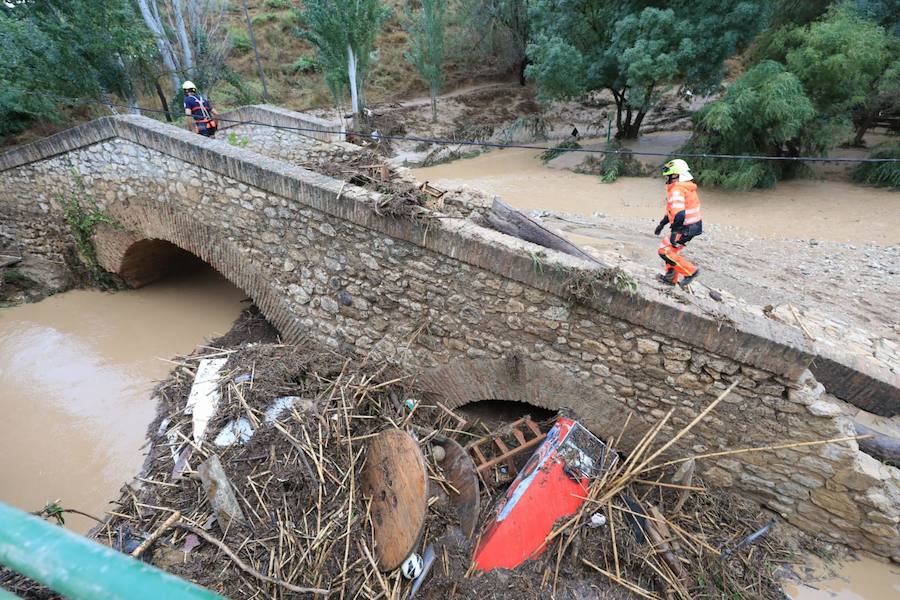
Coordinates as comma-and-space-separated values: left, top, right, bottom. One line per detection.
117, 238, 212, 289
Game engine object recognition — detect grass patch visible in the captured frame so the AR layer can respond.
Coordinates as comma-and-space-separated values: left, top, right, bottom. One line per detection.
229, 28, 252, 53
264, 0, 290, 8
852, 144, 900, 190
563, 266, 638, 301
251, 12, 277, 26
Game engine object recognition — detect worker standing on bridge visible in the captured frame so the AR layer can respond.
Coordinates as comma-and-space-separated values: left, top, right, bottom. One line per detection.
654, 159, 702, 287
182, 81, 219, 138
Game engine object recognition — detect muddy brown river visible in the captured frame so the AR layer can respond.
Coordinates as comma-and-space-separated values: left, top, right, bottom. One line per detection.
0, 267, 243, 533
414, 146, 900, 245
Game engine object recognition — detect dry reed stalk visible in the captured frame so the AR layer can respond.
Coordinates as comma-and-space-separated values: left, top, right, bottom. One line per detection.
582, 559, 661, 600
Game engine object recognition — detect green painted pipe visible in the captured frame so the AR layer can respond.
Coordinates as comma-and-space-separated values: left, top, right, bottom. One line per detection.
0, 502, 225, 600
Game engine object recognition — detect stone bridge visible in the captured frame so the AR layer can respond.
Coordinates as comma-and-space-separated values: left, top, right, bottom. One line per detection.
0, 107, 897, 560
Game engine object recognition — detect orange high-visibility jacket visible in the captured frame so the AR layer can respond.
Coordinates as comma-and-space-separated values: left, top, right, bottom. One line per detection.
665, 181, 702, 226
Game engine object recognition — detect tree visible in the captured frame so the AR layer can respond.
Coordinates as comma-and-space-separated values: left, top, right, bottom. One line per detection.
0, 0, 154, 139
299, 0, 391, 119
240, 0, 270, 101
135, 0, 233, 96
404, 0, 446, 122
526, 0, 772, 138
457, 0, 533, 85
779, 3, 899, 145
679, 61, 818, 189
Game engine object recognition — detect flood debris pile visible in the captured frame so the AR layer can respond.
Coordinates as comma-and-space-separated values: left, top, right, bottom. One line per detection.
0, 338, 803, 600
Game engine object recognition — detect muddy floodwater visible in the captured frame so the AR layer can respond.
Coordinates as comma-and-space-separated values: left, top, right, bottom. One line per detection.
0, 267, 244, 533
413, 147, 900, 245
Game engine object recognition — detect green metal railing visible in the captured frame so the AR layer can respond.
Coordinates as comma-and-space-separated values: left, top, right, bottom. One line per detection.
0, 502, 225, 600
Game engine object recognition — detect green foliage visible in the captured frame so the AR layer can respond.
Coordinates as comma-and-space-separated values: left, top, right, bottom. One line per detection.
539, 139, 581, 163
591, 141, 645, 183
264, 0, 291, 8
298, 0, 391, 111
782, 4, 893, 114
229, 27, 252, 52
756, 2, 899, 145
58, 170, 122, 288
852, 144, 900, 189
404, 0, 446, 122
0, 0, 154, 140
526, 0, 773, 138
251, 12, 277, 26
219, 70, 262, 106
454, 0, 533, 82
227, 131, 249, 147
681, 61, 817, 189
282, 56, 321, 75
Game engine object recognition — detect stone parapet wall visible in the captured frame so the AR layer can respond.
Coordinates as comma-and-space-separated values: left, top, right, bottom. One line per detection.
0, 115, 897, 560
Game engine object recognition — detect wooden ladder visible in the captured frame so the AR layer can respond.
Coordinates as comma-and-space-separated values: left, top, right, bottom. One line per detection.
467, 417, 546, 476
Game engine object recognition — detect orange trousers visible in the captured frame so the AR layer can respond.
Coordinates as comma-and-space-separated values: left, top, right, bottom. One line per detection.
658, 234, 697, 283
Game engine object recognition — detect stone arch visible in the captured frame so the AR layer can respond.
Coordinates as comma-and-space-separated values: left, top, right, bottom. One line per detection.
417, 357, 650, 448
90, 202, 303, 343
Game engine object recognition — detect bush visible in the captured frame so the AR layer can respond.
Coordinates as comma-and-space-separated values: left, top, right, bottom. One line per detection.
229, 29, 252, 53
575, 141, 645, 183
852, 144, 900, 189
264, 0, 291, 8
252, 12, 277, 26
679, 61, 817, 190
280, 56, 320, 75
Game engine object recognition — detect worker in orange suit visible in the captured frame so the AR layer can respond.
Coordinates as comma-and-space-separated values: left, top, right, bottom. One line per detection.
654, 159, 702, 288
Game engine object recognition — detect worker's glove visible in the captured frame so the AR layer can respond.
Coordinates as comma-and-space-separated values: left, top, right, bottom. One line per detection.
654, 222, 665, 235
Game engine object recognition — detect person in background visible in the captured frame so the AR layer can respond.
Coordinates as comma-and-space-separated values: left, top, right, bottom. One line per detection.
654, 159, 702, 288
182, 81, 218, 138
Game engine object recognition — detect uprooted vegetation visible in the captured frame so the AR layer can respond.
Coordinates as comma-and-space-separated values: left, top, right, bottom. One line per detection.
0, 301, 836, 600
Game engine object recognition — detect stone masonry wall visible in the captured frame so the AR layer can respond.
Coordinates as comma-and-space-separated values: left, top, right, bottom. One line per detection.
0, 115, 897, 560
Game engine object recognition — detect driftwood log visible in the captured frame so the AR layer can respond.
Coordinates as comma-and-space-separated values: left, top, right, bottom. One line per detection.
487, 197, 609, 267
854, 421, 900, 465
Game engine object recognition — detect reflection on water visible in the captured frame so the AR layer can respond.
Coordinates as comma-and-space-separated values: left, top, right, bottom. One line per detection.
0, 267, 244, 532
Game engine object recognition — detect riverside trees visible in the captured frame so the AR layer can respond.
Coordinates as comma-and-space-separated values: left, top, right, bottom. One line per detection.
525, 0, 770, 138
298, 0, 390, 120
404, 0, 447, 122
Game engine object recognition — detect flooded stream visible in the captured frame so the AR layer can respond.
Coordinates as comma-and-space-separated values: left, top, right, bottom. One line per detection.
413, 147, 900, 245
0, 266, 244, 533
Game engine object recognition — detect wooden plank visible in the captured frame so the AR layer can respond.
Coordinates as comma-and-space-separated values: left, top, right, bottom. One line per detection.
361, 429, 428, 571
486, 197, 608, 267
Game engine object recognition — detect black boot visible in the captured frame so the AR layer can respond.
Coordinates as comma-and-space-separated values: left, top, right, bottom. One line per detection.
657, 270, 677, 286
679, 268, 700, 288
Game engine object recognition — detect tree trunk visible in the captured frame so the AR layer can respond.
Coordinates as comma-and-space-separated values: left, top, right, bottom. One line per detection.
347, 44, 360, 117
517, 58, 527, 86
611, 89, 624, 134
155, 80, 173, 122
241, 0, 270, 101
172, 0, 195, 78
136, 0, 181, 92
430, 84, 438, 123
853, 112, 874, 147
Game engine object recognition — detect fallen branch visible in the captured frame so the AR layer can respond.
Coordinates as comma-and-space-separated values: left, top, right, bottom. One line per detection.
172, 523, 329, 595
131, 510, 181, 558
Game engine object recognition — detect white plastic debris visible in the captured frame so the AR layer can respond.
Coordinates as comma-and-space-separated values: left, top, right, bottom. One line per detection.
264, 396, 299, 424
214, 418, 255, 447
184, 358, 228, 443
588, 513, 608, 528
